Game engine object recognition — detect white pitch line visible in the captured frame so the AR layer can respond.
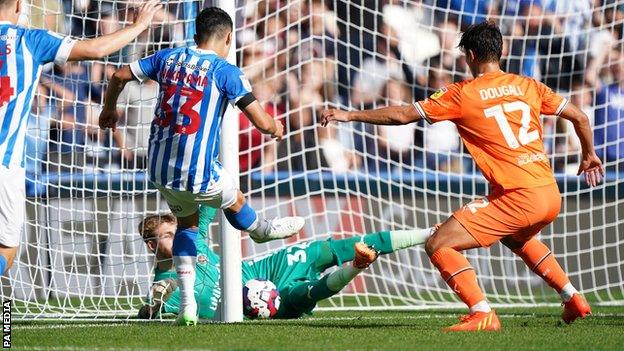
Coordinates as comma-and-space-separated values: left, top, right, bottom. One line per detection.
15, 323, 130, 330
14, 312, 624, 330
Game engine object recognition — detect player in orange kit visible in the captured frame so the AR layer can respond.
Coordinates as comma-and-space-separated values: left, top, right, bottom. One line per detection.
320, 21, 604, 332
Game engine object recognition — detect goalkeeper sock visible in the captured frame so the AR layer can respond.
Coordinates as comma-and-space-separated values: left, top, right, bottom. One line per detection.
511, 238, 574, 301
328, 228, 434, 264
388, 228, 434, 251
326, 265, 362, 292
430, 247, 486, 309
0, 255, 6, 275
172, 228, 198, 313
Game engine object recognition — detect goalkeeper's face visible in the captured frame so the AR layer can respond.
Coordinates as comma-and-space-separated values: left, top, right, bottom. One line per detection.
146, 222, 176, 259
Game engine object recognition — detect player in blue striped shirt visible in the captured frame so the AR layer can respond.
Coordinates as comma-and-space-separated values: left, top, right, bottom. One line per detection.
99, 7, 305, 325
0, 0, 162, 291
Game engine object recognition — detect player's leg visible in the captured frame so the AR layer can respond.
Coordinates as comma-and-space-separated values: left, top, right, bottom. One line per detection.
156, 185, 200, 325
324, 228, 435, 269
502, 236, 589, 323
425, 216, 498, 330
425, 189, 525, 331
284, 243, 379, 317
0, 165, 26, 275
215, 170, 304, 243
501, 183, 590, 324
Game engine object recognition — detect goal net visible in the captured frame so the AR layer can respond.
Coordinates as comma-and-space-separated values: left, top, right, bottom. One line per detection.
7, 0, 624, 319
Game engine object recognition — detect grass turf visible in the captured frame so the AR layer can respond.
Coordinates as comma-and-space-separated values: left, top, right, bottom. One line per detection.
13, 306, 624, 351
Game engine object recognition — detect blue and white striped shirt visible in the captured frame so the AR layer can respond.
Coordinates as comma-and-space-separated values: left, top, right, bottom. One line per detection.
130, 46, 252, 193
0, 22, 75, 168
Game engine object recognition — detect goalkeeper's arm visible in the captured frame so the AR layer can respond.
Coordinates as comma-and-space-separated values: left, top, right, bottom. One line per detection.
67, 0, 161, 61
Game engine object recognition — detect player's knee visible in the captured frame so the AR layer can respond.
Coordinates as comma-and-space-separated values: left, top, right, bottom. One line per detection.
226, 191, 245, 213
425, 236, 440, 256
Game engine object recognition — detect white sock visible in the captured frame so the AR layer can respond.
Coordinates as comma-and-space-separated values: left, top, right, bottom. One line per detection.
389, 227, 434, 250
173, 255, 197, 314
469, 300, 491, 314
326, 265, 362, 292
560, 283, 579, 303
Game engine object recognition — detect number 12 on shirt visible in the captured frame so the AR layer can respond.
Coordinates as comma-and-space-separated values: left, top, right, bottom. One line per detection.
483, 101, 539, 149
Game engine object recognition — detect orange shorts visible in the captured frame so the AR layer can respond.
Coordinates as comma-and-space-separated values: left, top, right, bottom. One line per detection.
452, 182, 561, 247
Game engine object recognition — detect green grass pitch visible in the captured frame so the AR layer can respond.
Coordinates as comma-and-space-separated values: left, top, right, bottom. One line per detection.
13, 306, 624, 350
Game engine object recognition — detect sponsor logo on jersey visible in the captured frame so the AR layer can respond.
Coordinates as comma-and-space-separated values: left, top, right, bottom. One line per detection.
517, 152, 548, 166
197, 254, 207, 265
430, 87, 448, 100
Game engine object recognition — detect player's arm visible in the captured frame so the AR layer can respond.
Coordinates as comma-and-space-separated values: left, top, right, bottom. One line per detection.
216, 64, 284, 141
321, 84, 462, 127
67, 0, 162, 61
240, 100, 284, 141
320, 105, 421, 126
99, 66, 135, 131
558, 103, 605, 186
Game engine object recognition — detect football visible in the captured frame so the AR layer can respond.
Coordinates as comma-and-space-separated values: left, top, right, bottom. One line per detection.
242, 279, 281, 319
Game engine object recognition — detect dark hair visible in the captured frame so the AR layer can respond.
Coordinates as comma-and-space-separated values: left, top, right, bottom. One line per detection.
458, 21, 503, 63
195, 7, 233, 45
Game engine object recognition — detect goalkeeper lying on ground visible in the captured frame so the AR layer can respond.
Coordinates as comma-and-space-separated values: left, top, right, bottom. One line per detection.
138, 206, 434, 320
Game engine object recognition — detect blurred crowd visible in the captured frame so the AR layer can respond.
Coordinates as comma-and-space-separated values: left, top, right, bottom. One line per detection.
25, 0, 624, 179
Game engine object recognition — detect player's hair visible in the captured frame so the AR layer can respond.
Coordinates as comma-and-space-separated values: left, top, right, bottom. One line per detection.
195, 7, 233, 45
458, 21, 503, 63
138, 214, 177, 241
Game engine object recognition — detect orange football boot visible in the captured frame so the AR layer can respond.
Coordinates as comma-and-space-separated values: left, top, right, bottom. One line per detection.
353, 242, 379, 269
562, 294, 591, 324
444, 310, 501, 332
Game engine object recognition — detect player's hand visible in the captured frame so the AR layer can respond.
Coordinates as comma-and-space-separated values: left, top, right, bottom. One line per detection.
98, 108, 120, 132
320, 109, 350, 127
577, 152, 604, 187
137, 304, 158, 319
133, 0, 163, 29
272, 119, 284, 141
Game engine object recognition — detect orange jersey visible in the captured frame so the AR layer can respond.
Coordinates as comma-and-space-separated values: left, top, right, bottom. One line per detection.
414, 71, 568, 190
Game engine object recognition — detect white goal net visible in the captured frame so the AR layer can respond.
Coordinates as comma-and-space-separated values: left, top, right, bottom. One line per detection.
6, 0, 624, 319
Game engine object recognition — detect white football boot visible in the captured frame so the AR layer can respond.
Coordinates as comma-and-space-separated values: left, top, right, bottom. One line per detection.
249, 217, 305, 243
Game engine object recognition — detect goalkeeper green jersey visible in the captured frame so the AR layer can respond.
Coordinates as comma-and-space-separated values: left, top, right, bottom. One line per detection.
155, 206, 222, 318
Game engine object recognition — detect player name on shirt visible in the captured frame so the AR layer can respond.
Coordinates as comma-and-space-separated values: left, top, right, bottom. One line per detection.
479, 85, 523, 100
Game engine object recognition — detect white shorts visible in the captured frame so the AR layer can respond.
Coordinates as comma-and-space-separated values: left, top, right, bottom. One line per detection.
0, 165, 25, 247
155, 168, 238, 217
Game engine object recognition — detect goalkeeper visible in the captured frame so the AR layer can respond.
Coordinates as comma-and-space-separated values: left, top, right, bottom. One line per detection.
138, 206, 434, 320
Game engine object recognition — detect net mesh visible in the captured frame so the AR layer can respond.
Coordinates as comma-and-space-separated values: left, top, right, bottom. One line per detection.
6, 0, 624, 319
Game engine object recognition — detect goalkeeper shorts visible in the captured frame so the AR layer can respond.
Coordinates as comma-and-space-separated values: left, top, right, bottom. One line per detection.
155, 168, 237, 217
0, 164, 25, 247
452, 182, 561, 247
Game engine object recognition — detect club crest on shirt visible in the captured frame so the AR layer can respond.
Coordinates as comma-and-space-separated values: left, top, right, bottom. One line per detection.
197, 254, 208, 265
430, 87, 448, 100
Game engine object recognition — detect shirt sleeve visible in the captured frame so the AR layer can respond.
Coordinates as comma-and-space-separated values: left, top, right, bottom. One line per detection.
215, 63, 253, 106
129, 53, 161, 83
537, 81, 568, 116
25, 29, 76, 66
413, 83, 463, 124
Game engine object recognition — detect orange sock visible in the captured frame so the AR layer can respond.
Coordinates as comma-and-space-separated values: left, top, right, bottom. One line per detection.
430, 247, 485, 308
512, 239, 570, 293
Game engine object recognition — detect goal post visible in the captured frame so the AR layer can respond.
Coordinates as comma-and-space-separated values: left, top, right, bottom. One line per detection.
217, 0, 243, 324
5, 0, 623, 320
